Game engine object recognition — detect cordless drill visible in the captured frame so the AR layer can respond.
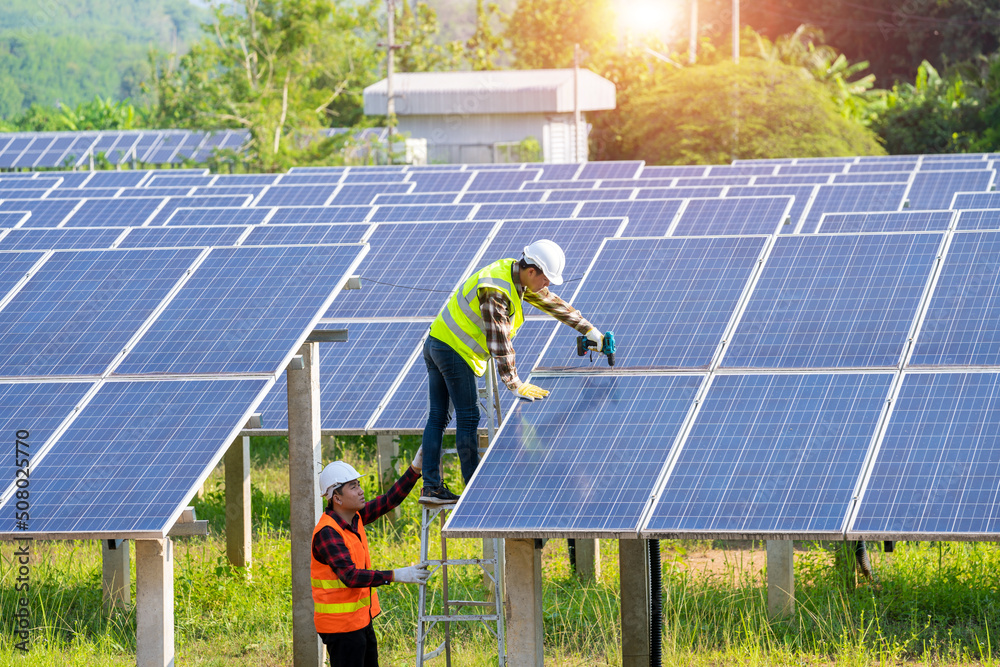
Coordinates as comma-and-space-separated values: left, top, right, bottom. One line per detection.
576, 331, 616, 366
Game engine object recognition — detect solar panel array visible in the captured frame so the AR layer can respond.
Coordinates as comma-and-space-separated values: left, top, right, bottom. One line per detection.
3, 148, 1000, 543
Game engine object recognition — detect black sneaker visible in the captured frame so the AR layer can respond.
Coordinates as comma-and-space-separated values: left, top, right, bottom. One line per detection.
419, 485, 460, 505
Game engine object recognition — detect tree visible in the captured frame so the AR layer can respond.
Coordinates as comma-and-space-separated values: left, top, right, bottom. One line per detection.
505, 0, 616, 69
619, 59, 886, 164
463, 0, 506, 71
394, 2, 462, 73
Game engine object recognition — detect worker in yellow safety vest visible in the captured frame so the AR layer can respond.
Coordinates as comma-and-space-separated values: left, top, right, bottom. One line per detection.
312, 451, 430, 667
419, 239, 607, 504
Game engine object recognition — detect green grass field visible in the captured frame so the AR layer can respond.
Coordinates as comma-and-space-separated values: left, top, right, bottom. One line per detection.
3, 435, 1000, 666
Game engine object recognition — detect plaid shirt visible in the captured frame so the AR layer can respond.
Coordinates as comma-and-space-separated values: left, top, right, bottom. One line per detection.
311, 466, 421, 587
482, 261, 593, 390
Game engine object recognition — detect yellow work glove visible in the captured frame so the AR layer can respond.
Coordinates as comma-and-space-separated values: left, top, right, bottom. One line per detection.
513, 383, 549, 401
585, 328, 605, 353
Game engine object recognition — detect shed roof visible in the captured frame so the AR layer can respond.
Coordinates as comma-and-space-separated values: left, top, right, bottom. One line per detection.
364, 69, 616, 116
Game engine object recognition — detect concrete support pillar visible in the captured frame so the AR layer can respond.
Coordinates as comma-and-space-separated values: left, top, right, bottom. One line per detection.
101, 539, 130, 610
574, 539, 600, 582
225, 435, 252, 569
619, 539, 650, 667
288, 342, 323, 667
766, 540, 795, 619
376, 434, 399, 492
504, 538, 543, 666
135, 538, 173, 667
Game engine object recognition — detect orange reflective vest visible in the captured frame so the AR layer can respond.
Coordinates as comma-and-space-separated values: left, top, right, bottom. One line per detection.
311, 512, 381, 633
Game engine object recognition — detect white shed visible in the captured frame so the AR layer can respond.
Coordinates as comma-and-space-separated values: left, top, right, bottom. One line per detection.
363, 69, 616, 164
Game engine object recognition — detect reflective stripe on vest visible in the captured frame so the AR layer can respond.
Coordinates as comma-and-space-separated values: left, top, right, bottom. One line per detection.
429, 258, 524, 376
310, 513, 381, 633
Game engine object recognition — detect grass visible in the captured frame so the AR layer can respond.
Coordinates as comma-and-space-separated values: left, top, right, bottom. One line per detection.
3, 436, 1000, 666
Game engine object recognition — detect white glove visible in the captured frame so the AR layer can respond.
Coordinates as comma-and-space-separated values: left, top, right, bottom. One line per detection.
585, 328, 605, 353
411, 446, 423, 472
393, 564, 430, 585
511, 382, 549, 401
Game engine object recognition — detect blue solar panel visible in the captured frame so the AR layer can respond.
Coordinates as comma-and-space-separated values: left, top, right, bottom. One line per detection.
727, 185, 817, 228
212, 174, 281, 186
956, 209, 1000, 230
277, 173, 345, 186
35, 137, 77, 168
577, 199, 684, 236
322, 221, 494, 319
674, 176, 753, 187
458, 190, 545, 203
918, 160, 991, 171
0, 248, 201, 376
706, 165, 779, 177
538, 236, 766, 370
635, 187, 724, 199
818, 211, 953, 233
0, 251, 46, 298
723, 233, 942, 369
0, 228, 122, 251
547, 188, 635, 201
330, 183, 412, 205
0, 377, 269, 536
0, 199, 81, 227
147, 195, 253, 225
369, 204, 473, 222
951, 192, 1000, 209
752, 175, 831, 186
166, 207, 272, 226
536, 164, 583, 180
832, 172, 912, 184
371, 193, 457, 205
849, 162, 918, 173
82, 171, 150, 189
63, 198, 166, 227
778, 164, 848, 175
638, 165, 709, 178
1, 189, 55, 199
370, 319, 557, 431
443, 373, 702, 536
47, 188, 122, 199
191, 185, 267, 198
907, 170, 996, 210
0, 177, 61, 190
257, 185, 339, 207
644, 372, 893, 537
406, 172, 473, 193
44, 172, 93, 188
266, 206, 372, 225
115, 244, 366, 375
0, 381, 93, 449
0, 211, 29, 227
342, 172, 410, 184
578, 161, 643, 180
800, 184, 909, 233
466, 170, 541, 191
287, 166, 349, 174
144, 175, 214, 188
523, 179, 599, 190
910, 231, 1000, 366
473, 202, 579, 221
242, 224, 370, 246
118, 226, 247, 248
851, 372, 1000, 538
255, 321, 430, 431
672, 197, 793, 236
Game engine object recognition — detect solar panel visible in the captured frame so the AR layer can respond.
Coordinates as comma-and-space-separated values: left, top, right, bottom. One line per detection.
329, 183, 413, 205
442, 373, 703, 537
0, 177, 61, 190
777, 164, 848, 175
256, 185, 339, 207
706, 165, 780, 177
638, 165, 709, 178
369, 204, 473, 222
0, 211, 29, 227
165, 207, 273, 226
46, 188, 122, 199
371, 193, 458, 205
576, 199, 684, 236
0, 199, 81, 227
727, 185, 817, 228
190, 185, 266, 198
241, 223, 370, 246
849, 162, 919, 173
951, 192, 1000, 209
0, 227, 123, 251
277, 174, 345, 186
144, 175, 214, 188
671, 197, 794, 236
458, 190, 545, 203
0, 248, 201, 376
955, 209, 1000, 230
12, 137, 55, 168
832, 172, 912, 184
321, 221, 494, 319
82, 171, 150, 189
406, 172, 473, 193
850, 372, 1000, 539
342, 172, 410, 184
0, 251, 46, 298
917, 160, 992, 171
45, 172, 94, 188
466, 170, 541, 191
287, 166, 349, 174
0, 381, 93, 451
36, 137, 80, 168
907, 170, 996, 210
800, 184, 909, 233
0, 137, 32, 167
523, 179, 599, 190
0, 377, 270, 536
148, 195, 253, 225
370, 319, 557, 431
473, 202, 579, 220
536, 164, 583, 180
722, 233, 942, 369
547, 188, 635, 201
115, 244, 367, 375
578, 161, 643, 180
537, 236, 766, 370
818, 211, 953, 233
266, 206, 372, 225
254, 321, 430, 431
635, 187, 724, 199
117, 226, 248, 248
63, 198, 165, 228
674, 176, 753, 187
212, 174, 282, 186
643, 372, 893, 538
910, 231, 1000, 366
752, 175, 831, 186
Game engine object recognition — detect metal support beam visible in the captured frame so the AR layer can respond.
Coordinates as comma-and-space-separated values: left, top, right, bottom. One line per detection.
766, 540, 795, 618
102, 539, 130, 610
288, 342, 323, 667
504, 538, 543, 666
225, 435, 252, 569
135, 538, 174, 667
574, 539, 600, 582
376, 434, 399, 493
619, 539, 650, 667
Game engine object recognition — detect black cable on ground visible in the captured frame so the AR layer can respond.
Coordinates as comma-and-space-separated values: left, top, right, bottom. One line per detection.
649, 539, 662, 667
855, 540, 874, 581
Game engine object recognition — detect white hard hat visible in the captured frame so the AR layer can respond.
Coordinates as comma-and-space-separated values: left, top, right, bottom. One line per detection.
522, 239, 565, 285
319, 461, 362, 499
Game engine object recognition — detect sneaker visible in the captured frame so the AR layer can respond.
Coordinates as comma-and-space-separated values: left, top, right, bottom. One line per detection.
419, 485, 460, 505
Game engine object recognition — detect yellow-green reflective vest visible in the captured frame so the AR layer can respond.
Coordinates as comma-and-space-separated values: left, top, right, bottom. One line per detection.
429, 258, 524, 376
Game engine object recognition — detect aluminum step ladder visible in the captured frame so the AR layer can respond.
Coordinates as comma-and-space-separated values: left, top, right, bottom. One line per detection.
415, 359, 506, 666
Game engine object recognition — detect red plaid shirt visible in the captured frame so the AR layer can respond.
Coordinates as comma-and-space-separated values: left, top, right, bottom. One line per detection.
311, 466, 421, 587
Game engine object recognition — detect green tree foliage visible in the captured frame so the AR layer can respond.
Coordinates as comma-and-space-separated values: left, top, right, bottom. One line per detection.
619, 59, 885, 164
505, 0, 616, 69
463, 0, 506, 71
394, 2, 462, 73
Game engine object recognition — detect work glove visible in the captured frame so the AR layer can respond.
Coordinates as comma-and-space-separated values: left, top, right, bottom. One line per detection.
585, 328, 605, 354
393, 564, 431, 585
411, 446, 423, 473
512, 383, 549, 401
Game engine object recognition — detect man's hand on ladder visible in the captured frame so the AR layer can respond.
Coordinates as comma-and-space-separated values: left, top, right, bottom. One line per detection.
394, 564, 431, 584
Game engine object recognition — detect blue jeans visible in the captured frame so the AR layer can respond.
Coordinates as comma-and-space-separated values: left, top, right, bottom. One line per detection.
421, 336, 480, 488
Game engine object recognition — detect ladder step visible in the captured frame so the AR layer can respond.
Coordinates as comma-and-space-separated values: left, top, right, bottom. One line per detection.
422, 614, 499, 622
447, 600, 494, 607
423, 558, 495, 566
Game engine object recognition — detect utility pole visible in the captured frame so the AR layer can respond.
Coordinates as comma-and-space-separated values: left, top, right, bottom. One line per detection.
732, 0, 740, 64
384, 0, 399, 164
573, 43, 582, 163
689, 0, 698, 65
